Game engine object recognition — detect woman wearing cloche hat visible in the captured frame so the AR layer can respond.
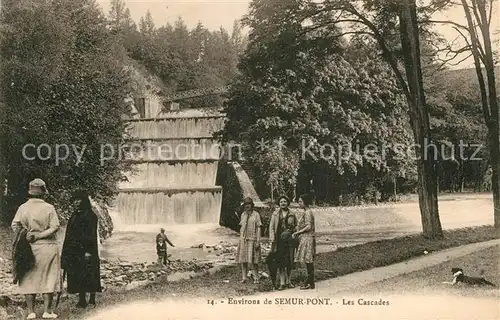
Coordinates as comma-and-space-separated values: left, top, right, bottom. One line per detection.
11, 178, 61, 319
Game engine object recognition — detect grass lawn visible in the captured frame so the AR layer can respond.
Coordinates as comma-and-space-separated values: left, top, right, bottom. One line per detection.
4, 225, 500, 319
347, 244, 500, 299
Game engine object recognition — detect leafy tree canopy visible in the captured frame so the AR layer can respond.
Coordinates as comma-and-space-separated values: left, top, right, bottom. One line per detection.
0, 0, 134, 219
220, 0, 415, 200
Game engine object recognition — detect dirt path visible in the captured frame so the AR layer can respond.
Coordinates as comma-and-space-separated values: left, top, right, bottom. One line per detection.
249, 238, 500, 298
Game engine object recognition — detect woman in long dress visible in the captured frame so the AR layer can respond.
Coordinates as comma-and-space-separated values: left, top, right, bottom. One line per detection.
268, 195, 297, 290
11, 178, 61, 319
236, 197, 262, 284
61, 190, 102, 308
293, 194, 316, 289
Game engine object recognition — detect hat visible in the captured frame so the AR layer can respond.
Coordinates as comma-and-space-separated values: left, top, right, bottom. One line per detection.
242, 197, 254, 206
28, 178, 47, 196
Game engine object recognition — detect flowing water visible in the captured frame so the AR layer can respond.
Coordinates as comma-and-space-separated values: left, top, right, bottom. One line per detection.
100, 223, 237, 264
125, 138, 220, 161
127, 117, 225, 139
101, 195, 494, 264
113, 190, 222, 225
115, 109, 225, 227
119, 162, 219, 189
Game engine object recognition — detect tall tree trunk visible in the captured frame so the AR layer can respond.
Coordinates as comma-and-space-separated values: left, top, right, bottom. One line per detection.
459, 159, 465, 192
476, 0, 500, 227
480, 160, 490, 192
475, 160, 487, 191
0, 0, 4, 220
343, 1, 442, 237
0, 143, 4, 222
393, 176, 397, 199
399, 0, 443, 239
461, 0, 500, 228
0, 102, 5, 222
437, 174, 440, 194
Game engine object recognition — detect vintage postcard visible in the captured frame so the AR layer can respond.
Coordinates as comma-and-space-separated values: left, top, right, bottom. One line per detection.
0, 0, 499, 319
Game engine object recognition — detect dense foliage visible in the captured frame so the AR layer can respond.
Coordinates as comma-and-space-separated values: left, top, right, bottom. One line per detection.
0, 0, 133, 219
108, 0, 246, 108
220, 0, 417, 204
219, 0, 493, 205
427, 68, 491, 193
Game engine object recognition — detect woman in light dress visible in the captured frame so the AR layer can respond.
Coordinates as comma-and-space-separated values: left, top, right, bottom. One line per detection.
236, 197, 262, 284
11, 179, 61, 319
293, 194, 316, 289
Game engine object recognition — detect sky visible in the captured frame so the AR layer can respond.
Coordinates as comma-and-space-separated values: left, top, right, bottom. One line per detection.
96, 0, 250, 31
96, 0, 500, 70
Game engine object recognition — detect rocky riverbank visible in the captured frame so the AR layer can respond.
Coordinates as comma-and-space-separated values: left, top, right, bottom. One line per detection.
0, 239, 253, 306
0, 258, 213, 302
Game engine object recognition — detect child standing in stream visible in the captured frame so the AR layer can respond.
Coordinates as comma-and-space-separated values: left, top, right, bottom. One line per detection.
156, 228, 175, 267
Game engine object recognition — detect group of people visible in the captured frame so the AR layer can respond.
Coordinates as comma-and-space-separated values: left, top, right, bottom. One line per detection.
11, 179, 102, 319
236, 194, 316, 290
10, 178, 314, 318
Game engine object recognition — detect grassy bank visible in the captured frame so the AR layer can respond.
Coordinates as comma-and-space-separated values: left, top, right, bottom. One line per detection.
349, 244, 500, 298
4, 225, 499, 319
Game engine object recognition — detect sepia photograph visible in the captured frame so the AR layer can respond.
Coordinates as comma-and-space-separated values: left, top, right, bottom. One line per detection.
0, 0, 499, 319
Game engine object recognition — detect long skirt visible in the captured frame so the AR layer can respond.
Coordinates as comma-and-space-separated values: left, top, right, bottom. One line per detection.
236, 239, 261, 264
18, 243, 61, 294
66, 257, 102, 294
275, 237, 295, 270
294, 235, 316, 264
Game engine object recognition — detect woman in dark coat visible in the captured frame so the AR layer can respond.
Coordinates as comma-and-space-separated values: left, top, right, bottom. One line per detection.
61, 191, 101, 308
268, 196, 297, 290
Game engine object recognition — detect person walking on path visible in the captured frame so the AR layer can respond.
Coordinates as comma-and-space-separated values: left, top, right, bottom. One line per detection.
236, 197, 262, 284
11, 178, 61, 319
293, 194, 316, 289
61, 190, 102, 308
156, 228, 174, 266
269, 196, 297, 290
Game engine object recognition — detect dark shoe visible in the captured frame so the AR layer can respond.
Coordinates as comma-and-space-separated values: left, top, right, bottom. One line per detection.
76, 301, 87, 308
299, 281, 309, 289
88, 293, 96, 306
300, 284, 315, 290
